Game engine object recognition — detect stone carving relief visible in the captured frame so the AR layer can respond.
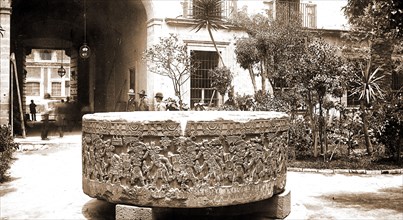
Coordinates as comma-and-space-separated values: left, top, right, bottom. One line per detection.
82, 118, 288, 205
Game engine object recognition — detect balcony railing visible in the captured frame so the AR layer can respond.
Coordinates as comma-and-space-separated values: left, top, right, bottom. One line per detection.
276, 1, 317, 29
182, 0, 237, 20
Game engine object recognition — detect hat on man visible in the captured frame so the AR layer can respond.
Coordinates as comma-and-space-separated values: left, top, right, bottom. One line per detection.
155, 92, 164, 99
128, 89, 135, 95
138, 90, 147, 97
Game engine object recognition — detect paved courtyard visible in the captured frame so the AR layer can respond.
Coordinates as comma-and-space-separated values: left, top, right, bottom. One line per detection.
0, 132, 402, 220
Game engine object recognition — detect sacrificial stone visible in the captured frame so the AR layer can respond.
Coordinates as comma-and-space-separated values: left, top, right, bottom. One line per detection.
82, 111, 289, 208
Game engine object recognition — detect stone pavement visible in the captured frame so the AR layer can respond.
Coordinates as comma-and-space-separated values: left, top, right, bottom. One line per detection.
1, 131, 402, 220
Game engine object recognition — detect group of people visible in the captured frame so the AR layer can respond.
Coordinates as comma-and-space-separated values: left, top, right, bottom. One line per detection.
39, 96, 76, 140
126, 89, 166, 112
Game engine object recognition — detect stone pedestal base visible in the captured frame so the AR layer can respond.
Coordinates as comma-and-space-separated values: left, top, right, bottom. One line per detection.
116, 189, 291, 220
116, 205, 153, 220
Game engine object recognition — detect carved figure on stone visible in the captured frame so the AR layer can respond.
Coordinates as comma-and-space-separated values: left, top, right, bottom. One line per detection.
200, 139, 224, 186
143, 142, 172, 190
94, 137, 107, 181
120, 153, 131, 184
109, 154, 122, 183
174, 138, 201, 188
127, 141, 147, 186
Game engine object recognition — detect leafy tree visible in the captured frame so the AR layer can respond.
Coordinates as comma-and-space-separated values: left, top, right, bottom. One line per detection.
142, 34, 195, 110
192, 0, 227, 66
343, 0, 403, 155
231, 9, 307, 94
234, 37, 259, 94
209, 66, 233, 104
344, 0, 403, 40
290, 39, 350, 158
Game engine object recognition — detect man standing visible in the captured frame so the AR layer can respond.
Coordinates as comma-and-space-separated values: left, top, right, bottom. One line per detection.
127, 89, 138, 111
55, 99, 66, 137
137, 90, 149, 111
41, 93, 53, 140
29, 100, 37, 121
154, 92, 166, 111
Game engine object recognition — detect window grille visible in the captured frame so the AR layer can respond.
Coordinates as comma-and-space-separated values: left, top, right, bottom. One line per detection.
184, 0, 237, 20
191, 51, 219, 108
25, 82, 40, 96
51, 82, 62, 97
305, 3, 317, 28
276, 1, 317, 29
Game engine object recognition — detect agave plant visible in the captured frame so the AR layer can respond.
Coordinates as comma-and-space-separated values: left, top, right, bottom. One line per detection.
351, 61, 385, 106
350, 59, 387, 155
192, 0, 227, 66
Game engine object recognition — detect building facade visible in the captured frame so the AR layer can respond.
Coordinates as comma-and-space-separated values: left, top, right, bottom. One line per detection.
0, 0, 353, 126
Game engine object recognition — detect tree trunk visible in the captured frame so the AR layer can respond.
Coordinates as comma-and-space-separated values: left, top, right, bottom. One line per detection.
360, 101, 373, 155
248, 65, 258, 94
306, 93, 318, 157
207, 25, 225, 67
260, 61, 267, 93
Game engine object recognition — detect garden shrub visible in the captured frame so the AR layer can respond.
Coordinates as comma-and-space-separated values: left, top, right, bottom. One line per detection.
375, 102, 403, 163
253, 90, 289, 112
0, 125, 19, 182
288, 118, 313, 160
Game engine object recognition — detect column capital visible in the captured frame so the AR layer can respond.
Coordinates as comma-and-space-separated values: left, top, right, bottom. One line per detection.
0, 0, 11, 11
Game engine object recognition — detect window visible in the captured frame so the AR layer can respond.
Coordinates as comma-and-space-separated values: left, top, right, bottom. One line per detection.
305, 3, 317, 28
26, 82, 40, 96
26, 67, 41, 78
263, 0, 274, 18
51, 82, 62, 97
392, 71, 403, 92
185, 0, 236, 19
129, 68, 136, 91
273, 77, 288, 90
193, 0, 221, 18
65, 81, 70, 97
347, 90, 360, 107
40, 50, 52, 60
191, 51, 219, 108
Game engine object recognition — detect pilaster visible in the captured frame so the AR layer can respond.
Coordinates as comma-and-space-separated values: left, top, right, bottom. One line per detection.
0, 0, 11, 125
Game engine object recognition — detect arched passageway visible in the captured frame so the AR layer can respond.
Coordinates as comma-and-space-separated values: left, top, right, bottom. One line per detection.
8, 0, 149, 133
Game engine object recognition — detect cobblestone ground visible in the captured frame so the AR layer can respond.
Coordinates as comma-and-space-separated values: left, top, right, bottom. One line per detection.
0, 132, 402, 220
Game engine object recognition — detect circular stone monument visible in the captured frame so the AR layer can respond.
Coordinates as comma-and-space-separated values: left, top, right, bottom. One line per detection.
82, 111, 289, 208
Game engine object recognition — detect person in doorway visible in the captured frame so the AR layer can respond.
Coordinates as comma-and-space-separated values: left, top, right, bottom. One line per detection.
41, 93, 53, 140
29, 100, 37, 121
154, 92, 166, 111
127, 89, 138, 111
64, 97, 74, 132
55, 99, 66, 138
137, 90, 150, 111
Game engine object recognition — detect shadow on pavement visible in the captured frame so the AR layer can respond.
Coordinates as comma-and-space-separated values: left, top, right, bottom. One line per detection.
320, 186, 403, 212
82, 198, 116, 220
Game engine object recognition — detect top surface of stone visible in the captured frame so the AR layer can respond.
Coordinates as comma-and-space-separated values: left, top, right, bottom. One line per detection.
82, 111, 288, 123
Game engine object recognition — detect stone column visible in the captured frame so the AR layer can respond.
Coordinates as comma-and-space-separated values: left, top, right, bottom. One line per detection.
0, 0, 11, 125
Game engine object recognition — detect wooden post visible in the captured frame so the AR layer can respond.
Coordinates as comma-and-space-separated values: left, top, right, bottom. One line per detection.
10, 53, 26, 138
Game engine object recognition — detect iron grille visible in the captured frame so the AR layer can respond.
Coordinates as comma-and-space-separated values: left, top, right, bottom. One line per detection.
277, 1, 317, 29
191, 51, 219, 108
184, 0, 237, 20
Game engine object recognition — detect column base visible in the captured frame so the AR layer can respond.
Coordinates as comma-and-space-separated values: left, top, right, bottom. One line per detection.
116, 189, 291, 220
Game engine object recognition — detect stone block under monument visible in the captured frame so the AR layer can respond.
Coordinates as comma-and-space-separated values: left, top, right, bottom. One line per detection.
81, 111, 291, 219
